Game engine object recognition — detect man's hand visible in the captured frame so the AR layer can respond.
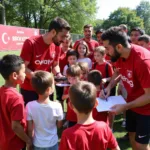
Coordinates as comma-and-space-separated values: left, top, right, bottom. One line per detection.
110, 104, 127, 115
99, 86, 111, 99
56, 72, 63, 78
26, 141, 33, 150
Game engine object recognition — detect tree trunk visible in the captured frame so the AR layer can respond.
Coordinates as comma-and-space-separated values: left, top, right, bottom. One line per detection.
1, 0, 6, 24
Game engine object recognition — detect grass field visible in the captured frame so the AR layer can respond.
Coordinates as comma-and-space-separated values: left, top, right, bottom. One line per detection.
0, 51, 132, 150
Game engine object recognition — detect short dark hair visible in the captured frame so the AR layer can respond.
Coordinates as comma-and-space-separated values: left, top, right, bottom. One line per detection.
69, 81, 96, 114
87, 70, 102, 86
66, 64, 81, 77
83, 24, 93, 29
101, 26, 129, 47
31, 71, 54, 95
138, 34, 150, 43
0, 55, 24, 80
66, 49, 78, 60
95, 29, 105, 35
48, 17, 70, 32
94, 46, 106, 56
130, 27, 145, 35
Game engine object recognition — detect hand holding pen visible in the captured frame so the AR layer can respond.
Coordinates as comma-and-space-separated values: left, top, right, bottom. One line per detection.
102, 84, 108, 101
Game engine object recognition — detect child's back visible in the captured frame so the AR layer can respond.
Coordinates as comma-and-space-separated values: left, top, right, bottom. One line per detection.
60, 121, 117, 150
26, 70, 63, 149
26, 100, 63, 147
0, 54, 30, 150
0, 86, 26, 150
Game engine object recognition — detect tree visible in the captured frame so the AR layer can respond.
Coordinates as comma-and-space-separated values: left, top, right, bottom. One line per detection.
4, 0, 97, 34
136, 1, 150, 34
0, 0, 7, 24
102, 7, 144, 32
93, 19, 104, 31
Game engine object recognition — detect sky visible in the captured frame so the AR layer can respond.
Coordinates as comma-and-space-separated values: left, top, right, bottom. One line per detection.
96, 0, 150, 19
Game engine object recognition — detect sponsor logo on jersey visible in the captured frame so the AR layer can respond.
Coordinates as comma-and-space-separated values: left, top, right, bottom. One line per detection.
35, 59, 53, 65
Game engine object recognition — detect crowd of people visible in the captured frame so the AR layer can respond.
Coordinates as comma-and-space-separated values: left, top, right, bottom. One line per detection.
0, 17, 150, 150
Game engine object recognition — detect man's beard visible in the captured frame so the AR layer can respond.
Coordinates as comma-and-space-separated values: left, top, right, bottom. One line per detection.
52, 35, 62, 46
110, 48, 121, 62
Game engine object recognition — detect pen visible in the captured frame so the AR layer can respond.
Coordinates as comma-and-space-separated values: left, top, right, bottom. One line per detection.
102, 84, 107, 101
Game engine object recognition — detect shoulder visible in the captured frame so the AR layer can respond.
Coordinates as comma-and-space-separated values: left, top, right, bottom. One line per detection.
25, 35, 42, 44
91, 39, 99, 45
50, 101, 62, 109
132, 44, 150, 60
6, 88, 23, 101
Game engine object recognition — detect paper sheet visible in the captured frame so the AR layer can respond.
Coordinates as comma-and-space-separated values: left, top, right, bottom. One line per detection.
96, 95, 126, 112
56, 83, 70, 87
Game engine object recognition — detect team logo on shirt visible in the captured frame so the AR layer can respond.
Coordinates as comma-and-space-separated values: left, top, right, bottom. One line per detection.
127, 70, 132, 78
51, 52, 55, 58
121, 74, 134, 87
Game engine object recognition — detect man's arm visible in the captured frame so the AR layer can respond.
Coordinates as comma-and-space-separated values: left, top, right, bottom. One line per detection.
27, 120, 34, 140
24, 61, 34, 79
111, 88, 150, 114
52, 61, 60, 76
12, 121, 32, 145
101, 69, 121, 98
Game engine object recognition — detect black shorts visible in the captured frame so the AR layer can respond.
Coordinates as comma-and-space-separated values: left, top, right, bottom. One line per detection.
55, 85, 64, 101
126, 109, 150, 144
20, 88, 54, 105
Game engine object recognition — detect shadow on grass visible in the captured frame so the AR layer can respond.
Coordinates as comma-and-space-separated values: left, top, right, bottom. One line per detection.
114, 115, 132, 150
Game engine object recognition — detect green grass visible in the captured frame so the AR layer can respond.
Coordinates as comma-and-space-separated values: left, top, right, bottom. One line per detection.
0, 50, 131, 150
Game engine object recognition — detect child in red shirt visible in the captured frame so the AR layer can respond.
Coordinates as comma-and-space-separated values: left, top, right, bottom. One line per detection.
0, 55, 31, 150
59, 81, 120, 150
93, 46, 114, 83
55, 35, 73, 109
87, 70, 109, 124
62, 64, 81, 127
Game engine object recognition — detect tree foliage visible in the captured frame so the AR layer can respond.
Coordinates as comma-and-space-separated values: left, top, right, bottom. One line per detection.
1, 0, 97, 33
101, 7, 144, 32
136, 0, 150, 34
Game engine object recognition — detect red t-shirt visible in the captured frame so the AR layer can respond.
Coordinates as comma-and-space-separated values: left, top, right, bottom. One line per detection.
147, 46, 150, 51
92, 62, 114, 78
59, 121, 118, 150
93, 90, 109, 124
64, 87, 77, 122
59, 48, 68, 73
116, 44, 150, 115
0, 86, 26, 150
74, 38, 99, 60
20, 35, 61, 90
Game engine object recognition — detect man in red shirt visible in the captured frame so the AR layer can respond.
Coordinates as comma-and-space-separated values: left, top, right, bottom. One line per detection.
130, 27, 145, 45
95, 29, 105, 46
0, 55, 31, 150
138, 34, 150, 51
59, 81, 120, 150
74, 24, 99, 60
20, 17, 70, 105
101, 27, 150, 150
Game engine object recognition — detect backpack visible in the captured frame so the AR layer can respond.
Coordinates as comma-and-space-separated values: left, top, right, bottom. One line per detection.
94, 62, 116, 96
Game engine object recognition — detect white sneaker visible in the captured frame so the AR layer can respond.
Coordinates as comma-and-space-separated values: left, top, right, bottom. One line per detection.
63, 121, 69, 128
121, 120, 126, 128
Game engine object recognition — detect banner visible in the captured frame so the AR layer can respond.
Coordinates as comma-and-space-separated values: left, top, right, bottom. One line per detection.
0, 25, 39, 51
